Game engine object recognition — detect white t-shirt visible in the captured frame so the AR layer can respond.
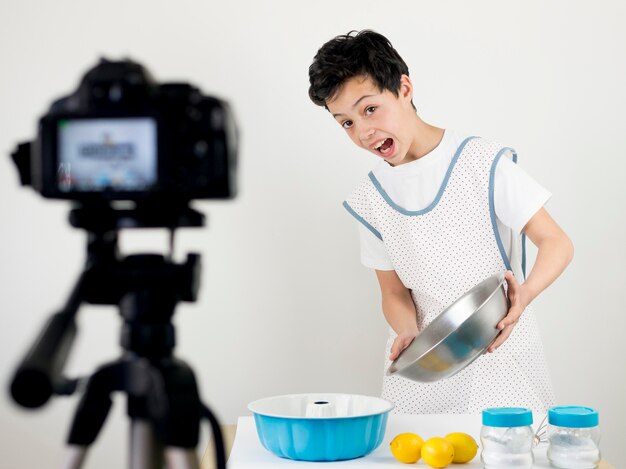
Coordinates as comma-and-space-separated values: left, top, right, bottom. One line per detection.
359, 129, 551, 274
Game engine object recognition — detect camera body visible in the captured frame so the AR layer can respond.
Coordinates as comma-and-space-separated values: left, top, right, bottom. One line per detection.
13, 59, 238, 202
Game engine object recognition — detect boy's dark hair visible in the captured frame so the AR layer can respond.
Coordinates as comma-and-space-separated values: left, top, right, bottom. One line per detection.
308, 30, 412, 109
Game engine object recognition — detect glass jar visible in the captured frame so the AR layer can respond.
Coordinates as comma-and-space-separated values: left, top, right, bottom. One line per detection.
481, 407, 534, 468
547, 406, 600, 469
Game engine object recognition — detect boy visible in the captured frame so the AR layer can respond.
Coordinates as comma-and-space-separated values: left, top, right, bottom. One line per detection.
308, 30, 573, 413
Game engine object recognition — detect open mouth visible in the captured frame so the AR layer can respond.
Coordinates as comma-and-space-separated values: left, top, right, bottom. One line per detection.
373, 138, 394, 158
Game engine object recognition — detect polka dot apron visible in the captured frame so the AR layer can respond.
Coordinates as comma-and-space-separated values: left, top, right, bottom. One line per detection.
344, 137, 555, 414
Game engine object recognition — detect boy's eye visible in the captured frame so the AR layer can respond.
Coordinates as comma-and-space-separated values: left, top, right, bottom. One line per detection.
365, 106, 376, 115
341, 120, 353, 129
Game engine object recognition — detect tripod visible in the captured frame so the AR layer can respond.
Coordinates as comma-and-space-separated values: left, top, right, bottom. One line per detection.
10, 203, 226, 469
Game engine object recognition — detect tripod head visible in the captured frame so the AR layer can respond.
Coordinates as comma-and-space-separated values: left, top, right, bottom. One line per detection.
11, 202, 204, 407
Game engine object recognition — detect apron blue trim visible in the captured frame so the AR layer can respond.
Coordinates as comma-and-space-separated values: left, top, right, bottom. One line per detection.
343, 201, 383, 240
522, 233, 527, 279
489, 147, 517, 274
367, 136, 478, 215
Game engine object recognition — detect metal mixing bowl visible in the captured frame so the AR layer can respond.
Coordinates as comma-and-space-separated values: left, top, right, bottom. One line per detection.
386, 272, 509, 382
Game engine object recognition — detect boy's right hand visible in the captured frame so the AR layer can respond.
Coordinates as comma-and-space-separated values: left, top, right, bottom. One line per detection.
389, 332, 417, 361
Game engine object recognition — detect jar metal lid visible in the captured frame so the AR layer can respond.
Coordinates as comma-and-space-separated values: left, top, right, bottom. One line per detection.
482, 407, 533, 427
548, 406, 599, 428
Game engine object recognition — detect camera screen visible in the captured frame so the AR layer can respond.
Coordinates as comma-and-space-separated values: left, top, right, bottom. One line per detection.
57, 118, 157, 192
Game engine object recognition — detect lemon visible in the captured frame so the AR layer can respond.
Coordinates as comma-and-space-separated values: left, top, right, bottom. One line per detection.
444, 432, 478, 463
389, 432, 424, 464
420, 437, 455, 468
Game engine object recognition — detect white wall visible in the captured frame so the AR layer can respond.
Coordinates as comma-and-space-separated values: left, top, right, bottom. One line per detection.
1, 0, 624, 466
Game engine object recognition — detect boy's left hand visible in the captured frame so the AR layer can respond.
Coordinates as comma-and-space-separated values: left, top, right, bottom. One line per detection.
486, 271, 530, 353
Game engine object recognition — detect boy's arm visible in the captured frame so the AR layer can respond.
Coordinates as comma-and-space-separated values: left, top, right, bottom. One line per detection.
488, 207, 574, 352
375, 270, 419, 361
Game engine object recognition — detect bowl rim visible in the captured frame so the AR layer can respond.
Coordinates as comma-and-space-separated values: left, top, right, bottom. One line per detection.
247, 392, 395, 419
386, 271, 507, 377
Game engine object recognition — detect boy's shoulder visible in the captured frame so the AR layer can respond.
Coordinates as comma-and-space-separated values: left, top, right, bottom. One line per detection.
453, 131, 511, 152
345, 172, 377, 201
452, 134, 518, 168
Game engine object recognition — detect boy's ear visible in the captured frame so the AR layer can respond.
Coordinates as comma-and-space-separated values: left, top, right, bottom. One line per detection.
399, 74, 413, 102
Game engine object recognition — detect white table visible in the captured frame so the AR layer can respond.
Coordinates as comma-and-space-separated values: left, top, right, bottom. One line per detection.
206, 414, 614, 468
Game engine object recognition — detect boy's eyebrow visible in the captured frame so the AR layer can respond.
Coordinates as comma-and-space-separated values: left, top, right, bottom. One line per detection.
331, 94, 377, 118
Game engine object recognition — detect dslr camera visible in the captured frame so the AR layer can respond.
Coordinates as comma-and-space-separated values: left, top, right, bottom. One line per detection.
12, 58, 237, 203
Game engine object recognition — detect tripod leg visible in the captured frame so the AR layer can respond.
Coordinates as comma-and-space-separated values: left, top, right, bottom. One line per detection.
165, 448, 199, 469
157, 359, 202, 448
126, 360, 202, 469
67, 364, 116, 447
63, 446, 88, 469
130, 420, 164, 469
155, 359, 208, 469
63, 362, 118, 469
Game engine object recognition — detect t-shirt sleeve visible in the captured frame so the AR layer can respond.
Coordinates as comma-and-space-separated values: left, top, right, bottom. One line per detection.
358, 223, 394, 270
494, 154, 552, 234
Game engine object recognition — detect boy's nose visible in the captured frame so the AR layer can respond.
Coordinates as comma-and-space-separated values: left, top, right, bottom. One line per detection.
359, 126, 375, 143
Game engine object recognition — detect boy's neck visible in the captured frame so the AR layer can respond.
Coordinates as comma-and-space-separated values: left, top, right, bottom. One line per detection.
406, 116, 445, 163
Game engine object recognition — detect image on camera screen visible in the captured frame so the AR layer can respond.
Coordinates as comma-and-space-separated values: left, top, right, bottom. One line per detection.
57, 117, 157, 193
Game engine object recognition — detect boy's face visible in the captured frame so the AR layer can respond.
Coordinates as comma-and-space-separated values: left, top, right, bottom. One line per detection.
326, 74, 417, 166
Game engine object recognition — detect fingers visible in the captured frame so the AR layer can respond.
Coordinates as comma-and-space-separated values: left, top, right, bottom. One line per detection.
490, 273, 519, 351
487, 324, 514, 353
504, 271, 519, 306
504, 270, 518, 290
389, 340, 405, 360
389, 335, 414, 361
389, 345, 400, 361
497, 305, 523, 331
498, 271, 524, 331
